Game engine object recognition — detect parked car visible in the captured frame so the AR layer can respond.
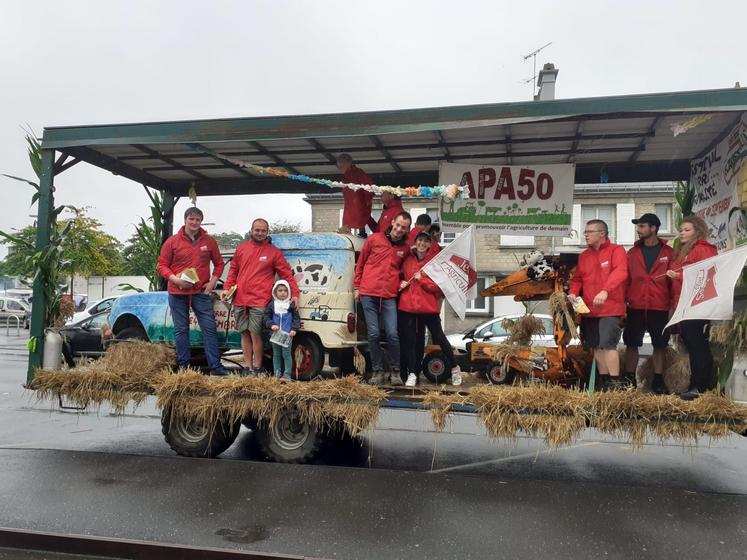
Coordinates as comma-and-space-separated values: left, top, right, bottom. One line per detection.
446, 313, 650, 354
0, 296, 31, 329
68, 295, 121, 325
60, 310, 111, 366
446, 314, 557, 354
108, 233, 366, 379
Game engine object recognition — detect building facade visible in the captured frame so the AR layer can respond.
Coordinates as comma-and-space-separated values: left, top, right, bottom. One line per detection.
305, 183, 676, 333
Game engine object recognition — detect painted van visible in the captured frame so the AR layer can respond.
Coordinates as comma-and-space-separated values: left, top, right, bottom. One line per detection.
109, 233, 365, 379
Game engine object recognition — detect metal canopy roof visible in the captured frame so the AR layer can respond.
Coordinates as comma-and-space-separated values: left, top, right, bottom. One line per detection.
42, 88, 747, 196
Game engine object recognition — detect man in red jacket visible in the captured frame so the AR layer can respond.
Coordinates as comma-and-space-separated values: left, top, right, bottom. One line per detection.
157, 207, 226, 375
568, 219, 629, 390
354, 211, 412, 385
336, 153, 374, 237
623, 213, 674, 393
222, 218, 299, 374
376, 191, 405, 233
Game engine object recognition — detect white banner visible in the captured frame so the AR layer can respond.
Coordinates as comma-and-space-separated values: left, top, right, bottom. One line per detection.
437, 162, 575, 236
691, 115, 747, 251
421, 226, 478, 320
665, 245, 747, 330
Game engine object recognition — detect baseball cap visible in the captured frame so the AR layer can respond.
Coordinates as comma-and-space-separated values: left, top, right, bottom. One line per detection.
632, 213, 661, 227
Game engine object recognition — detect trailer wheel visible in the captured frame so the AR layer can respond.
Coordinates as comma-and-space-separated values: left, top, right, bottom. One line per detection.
254, 407, 327, 463
161, 406, 240, 458
422, 351, 450, 384
292, 334, 324, 381
485, 361, 515, 385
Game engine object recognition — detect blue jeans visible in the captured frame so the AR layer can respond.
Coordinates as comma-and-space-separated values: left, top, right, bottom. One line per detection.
168, 293, 222, 369
272, 342, 293, 378
360, 295, 400, 372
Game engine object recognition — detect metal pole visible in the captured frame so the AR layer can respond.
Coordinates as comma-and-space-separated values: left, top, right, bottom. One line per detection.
159, 190, 175, 291
27, 148, 55, 382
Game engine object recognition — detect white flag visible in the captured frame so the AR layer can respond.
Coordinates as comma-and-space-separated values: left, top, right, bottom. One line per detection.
421, 226, 478, 320
665, 245, 747, 330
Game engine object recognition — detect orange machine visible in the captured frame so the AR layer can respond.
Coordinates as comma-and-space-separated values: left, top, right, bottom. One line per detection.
474, 253, 591, 385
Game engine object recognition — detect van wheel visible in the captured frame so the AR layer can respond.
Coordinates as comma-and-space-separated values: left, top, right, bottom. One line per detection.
292, 334, 324, 381
422, 351, 450, 384
254, 407, 327, 463
161, 406, 240, 458
485, 361, 515, 385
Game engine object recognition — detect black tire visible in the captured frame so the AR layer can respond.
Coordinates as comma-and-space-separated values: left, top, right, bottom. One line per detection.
161, 406, 240, 458
292, 334, 324, 381
422, 351, 450, 384
485, 361, 516, 385
114, 326, 148, 341
254, 407, 327, 463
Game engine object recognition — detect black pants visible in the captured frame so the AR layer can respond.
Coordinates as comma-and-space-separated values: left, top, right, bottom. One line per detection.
679, 319, 714, 392
400, 311, 456, 378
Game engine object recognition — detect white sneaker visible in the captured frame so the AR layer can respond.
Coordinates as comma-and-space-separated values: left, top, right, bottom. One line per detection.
405, 372, 418, 387
451, 367, 462, 386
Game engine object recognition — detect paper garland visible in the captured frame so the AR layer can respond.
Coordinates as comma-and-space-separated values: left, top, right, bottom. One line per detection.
186, 143, 465, 201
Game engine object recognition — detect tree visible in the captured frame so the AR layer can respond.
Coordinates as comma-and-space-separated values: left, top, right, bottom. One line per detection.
269, 220, 302, 234
212, 231, 246, 251
0, 208, 124, 289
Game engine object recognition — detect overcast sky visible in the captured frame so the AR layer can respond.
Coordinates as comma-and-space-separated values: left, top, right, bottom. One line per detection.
1, 0, 744, 257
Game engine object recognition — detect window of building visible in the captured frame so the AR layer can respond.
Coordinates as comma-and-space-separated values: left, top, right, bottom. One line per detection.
655, 203, 673, 234
581, 205, 616, 242
466, 276, 490, 314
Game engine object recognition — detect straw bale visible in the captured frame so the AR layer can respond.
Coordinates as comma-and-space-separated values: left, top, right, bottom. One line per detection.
467, 384, 588, 447
153, 372, 386, 438
422, 393, 466, 431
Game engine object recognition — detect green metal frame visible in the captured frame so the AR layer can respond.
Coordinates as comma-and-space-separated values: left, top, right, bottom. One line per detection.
27, 87, 747, 379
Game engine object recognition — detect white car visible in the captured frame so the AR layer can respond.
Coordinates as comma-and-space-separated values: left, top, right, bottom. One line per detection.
68, 295, 121, 325
446, 314, 557, 354
446, 313, 650, 354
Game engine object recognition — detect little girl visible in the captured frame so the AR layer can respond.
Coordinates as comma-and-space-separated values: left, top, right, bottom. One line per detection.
262, 280, 300, 381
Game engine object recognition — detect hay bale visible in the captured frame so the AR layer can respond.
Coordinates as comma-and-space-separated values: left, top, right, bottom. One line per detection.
634, 346, 689, 393
153, 372, 386, 439
467, 384, 588, 447
422, 393, 466, 431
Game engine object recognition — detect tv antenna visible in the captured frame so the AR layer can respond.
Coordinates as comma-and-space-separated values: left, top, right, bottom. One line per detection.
523, 42, 552, 97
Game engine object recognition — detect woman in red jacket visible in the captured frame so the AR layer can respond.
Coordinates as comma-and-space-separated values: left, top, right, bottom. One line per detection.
398, 232, 461, 387
666, 215, 718, 400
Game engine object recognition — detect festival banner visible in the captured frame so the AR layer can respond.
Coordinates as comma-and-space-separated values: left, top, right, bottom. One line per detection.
690, 114, 747, 251
665, 245, 747, 330
437, 162, 575, 236
421, 226, 477, 320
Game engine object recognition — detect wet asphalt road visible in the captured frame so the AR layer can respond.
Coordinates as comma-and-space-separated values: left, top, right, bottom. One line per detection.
1, 334, 746, 559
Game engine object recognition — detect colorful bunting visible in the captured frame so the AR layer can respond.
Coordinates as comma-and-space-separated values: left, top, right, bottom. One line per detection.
186, 144, 465, 201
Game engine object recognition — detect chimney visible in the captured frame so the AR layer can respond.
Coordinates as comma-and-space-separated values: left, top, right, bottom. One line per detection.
534, 63, 559, 101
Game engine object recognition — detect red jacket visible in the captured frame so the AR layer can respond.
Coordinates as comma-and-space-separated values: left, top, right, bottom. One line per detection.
398, 250, 443, 314
376, 198, 405, 233
626, 239, 674, 311
223, 238, 299, 307
341, 166, 374, 229
568, 240, 628, 318
354, 231, 409, 298
669, 239, 718, 308
157, 227, 224, 295
406, 226, 423, 247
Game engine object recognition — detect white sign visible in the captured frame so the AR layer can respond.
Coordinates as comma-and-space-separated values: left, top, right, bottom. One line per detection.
421, 226, 477, 320
665, 245, 747, 330
437, 162, 575, 236
691, 115, 747, 251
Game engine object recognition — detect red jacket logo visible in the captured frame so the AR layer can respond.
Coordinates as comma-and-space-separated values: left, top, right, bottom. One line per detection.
690, 266, 718, 306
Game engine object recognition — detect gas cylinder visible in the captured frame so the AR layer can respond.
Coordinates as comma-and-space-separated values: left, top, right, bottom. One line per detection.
42, 329, 63, 370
